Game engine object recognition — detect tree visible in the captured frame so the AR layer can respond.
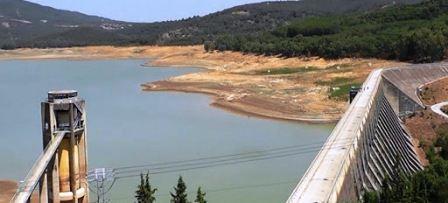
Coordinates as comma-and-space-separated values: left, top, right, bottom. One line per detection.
436, 124, 448, 160
195, 187, 207, 203
362, 190, 379, 203
364, 131, 448, 203
400, 28, 446, 63
135, 173, 157, 203
171, 176, 189, 203
380, 175, 393, 202
203, 41, 215, 52
0, 43, 16, 50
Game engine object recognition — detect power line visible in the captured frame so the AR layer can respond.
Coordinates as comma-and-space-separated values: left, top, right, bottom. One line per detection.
114, 147, 320, 176
88, 138, 355, 201
114, 140, 330, 171
114, 140, 353, 179
113, 137, 353, 175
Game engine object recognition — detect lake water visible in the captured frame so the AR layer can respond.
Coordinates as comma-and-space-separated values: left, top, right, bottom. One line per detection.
0, 59, 332, 203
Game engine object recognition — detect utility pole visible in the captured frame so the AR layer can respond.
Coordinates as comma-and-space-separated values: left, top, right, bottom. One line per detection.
88, 168, 115, 203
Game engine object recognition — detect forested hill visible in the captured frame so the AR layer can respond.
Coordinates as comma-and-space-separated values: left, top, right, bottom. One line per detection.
127, 0, 422, 45
211, 0, 448, 63
0, 0, 422, 49
212, 0, 448, 62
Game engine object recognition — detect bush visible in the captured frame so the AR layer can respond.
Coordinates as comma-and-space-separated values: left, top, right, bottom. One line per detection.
0, 43, 16, 50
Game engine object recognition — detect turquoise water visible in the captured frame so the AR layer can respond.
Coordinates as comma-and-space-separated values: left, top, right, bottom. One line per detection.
0, 59, 332, 203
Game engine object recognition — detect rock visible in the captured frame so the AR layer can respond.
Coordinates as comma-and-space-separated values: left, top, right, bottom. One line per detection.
1, 22, 10, 28
226, 94, 236, 102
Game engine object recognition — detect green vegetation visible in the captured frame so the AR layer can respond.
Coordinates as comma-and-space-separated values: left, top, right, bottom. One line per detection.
171, 176, 189, 203
330, 83, 361, 100
435, 124, 448, 160
315, 77, 360, 100
135, 173, 157, 203
195, 187, 207, 203
363, 123, 448, 203
135, 175, 206, 203
212, 0, 448, 63
0, 0, 422, 49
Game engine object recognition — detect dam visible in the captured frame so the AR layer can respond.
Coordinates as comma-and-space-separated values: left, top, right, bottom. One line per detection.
288, 63, 448, 202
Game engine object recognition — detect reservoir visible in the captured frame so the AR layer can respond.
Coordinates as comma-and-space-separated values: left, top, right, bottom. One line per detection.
0, 59, 332, 202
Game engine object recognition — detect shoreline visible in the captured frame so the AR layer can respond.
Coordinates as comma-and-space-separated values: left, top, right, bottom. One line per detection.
211, 99, 340, 124
0, 45, 405, 123
142, 85, 339, 124
0, 180, 18, 203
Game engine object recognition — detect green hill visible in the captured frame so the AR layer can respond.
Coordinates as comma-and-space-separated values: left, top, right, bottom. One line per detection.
0, 0, 422, 49
212, 0, 448, 63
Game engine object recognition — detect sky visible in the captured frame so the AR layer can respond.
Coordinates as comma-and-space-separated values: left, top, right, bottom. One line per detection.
28, 0, 274, 23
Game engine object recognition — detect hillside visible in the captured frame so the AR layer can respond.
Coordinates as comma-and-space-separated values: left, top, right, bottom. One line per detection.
124, 0, 423, 45
0, 0, 131, 48
0, 0, 422, 49
212, 0, 448, 63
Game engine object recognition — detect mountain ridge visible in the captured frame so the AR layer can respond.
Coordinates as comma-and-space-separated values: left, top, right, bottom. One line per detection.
0, 0, 423, 49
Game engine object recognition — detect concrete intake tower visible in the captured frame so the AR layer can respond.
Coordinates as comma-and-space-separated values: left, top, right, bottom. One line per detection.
40, 90, 89, 203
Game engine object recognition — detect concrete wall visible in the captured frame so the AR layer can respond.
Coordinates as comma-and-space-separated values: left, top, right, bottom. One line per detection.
287, 69, 385, 203
382, 63, 448, 111
287, 67, 431, 203
382, 78, 422, 116
336, 81, 422, 202
288, 64, 448, 203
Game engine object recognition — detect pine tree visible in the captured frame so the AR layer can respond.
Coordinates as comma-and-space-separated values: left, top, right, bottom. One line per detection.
380, 175, 393, 202
362, 190, 379, 203
135, 173, 157, 203
195, 187, 207, 203
170, 176, 189, 203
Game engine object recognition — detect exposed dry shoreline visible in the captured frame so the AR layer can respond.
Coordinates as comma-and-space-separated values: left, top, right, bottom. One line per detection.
0, 45, 405, 122
0, 180, 16, 203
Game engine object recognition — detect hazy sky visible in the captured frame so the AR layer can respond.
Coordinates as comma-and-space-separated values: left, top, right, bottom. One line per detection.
27, 0, 273, 23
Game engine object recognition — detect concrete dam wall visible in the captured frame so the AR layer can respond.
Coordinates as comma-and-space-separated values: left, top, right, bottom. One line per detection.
287, 64, 448, 203
383, 63, 448, 114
